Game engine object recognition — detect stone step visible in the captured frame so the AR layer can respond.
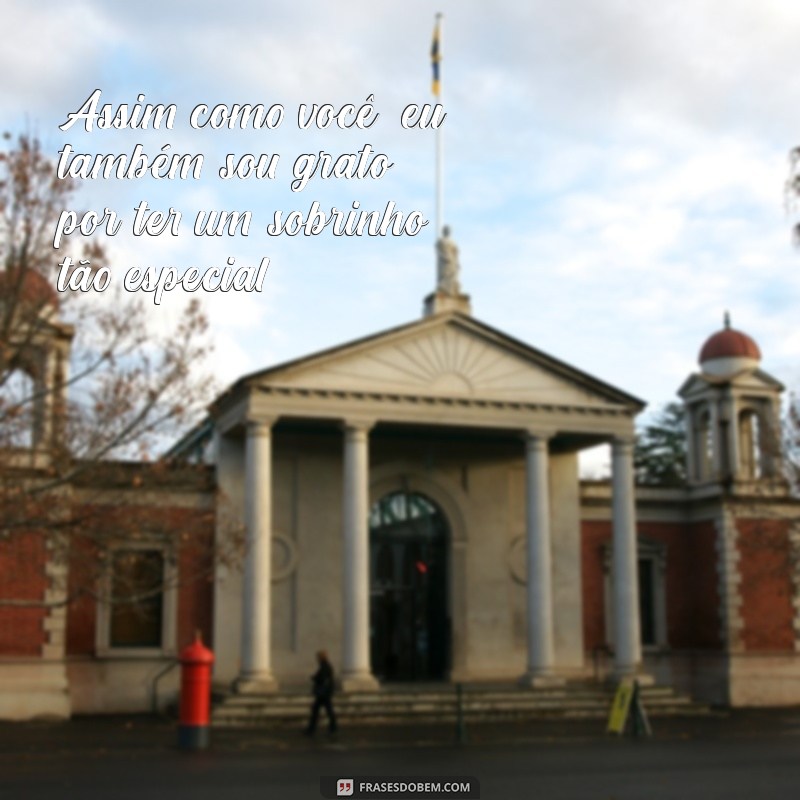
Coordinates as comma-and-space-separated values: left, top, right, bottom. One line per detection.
213, 705, 710, 728
212, 683, 705, 727
218, 686, 680, 707
216, 694, 693, 714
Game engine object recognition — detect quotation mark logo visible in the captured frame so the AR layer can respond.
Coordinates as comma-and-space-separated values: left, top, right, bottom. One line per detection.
337, 778, 354, 797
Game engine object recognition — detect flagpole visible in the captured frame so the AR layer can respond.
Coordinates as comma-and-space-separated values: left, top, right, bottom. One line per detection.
435, 12, 443, 239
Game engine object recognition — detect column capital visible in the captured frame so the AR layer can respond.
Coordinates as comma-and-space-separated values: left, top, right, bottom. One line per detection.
341, 417, 376, 435
612, 434, 636, 453
522, 427, 555, 445
246, 415, 277, 436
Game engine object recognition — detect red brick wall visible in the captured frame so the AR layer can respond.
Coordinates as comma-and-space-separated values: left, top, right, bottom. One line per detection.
581, 521, 608, 651
0, 531, 47, 656
65, 536, 97, 655
683, 520, 721, 649
737, 517, 795, 652
639, 520, 720, 649
581, 518, 721, 652
176, 518, 214, 651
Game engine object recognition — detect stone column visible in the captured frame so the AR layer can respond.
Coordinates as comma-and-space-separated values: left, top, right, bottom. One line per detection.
237, 418, 278, 693
684, 404, 697, 483
725, 395, 740, 481
611, 436, 643, 680
521, 431, 562, 687
709, 401, 722, 480
341, 420, 378, 692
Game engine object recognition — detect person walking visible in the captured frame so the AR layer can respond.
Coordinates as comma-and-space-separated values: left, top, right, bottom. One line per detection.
304, 650, 338, 736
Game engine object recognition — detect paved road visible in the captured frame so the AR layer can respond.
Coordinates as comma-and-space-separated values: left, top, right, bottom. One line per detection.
2, 711, 800, 799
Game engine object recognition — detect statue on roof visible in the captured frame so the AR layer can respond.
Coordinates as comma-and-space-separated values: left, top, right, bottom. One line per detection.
436, 225, 461, 296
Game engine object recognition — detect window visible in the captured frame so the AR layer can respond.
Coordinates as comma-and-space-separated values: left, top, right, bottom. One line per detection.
109, 550, 165, 648
638, 557, 656, 647
696, 409, 714, 480
739, 409, 762, 479
2, 369, 35, 449
96, 545, 177, 656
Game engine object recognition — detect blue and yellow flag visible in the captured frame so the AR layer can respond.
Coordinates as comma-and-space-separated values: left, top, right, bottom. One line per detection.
431, 18, 441, 96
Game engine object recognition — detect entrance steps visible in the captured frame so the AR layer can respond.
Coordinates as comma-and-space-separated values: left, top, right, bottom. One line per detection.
212, 682, 707, 727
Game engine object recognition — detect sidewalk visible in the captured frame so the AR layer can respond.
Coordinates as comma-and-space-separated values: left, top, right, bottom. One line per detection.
1, 707, 800, 758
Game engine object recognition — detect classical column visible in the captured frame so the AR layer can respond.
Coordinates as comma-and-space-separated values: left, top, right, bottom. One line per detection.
237, 418, 278, 693
611, 436, 643, 680
520, 431, 562, 687
341, 420, 378, 692
709, 401, 722, 480
725, 395, 740, 481
684, 404, 697, 483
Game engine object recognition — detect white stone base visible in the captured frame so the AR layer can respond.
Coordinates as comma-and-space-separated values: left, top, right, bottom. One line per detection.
340, 672, 380, 693
728, 654, 800, 706
518, 672, 566, 689
423, 291, 472, 317
236, 673, 279, 694
68, 658, 179, 714
610, 670, 655, 687
0, 661, 70, 720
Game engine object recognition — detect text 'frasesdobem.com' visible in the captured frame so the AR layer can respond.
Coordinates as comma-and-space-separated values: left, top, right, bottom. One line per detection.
320, 776, 479, 799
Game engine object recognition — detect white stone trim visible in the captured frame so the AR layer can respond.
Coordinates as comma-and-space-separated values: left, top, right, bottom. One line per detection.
250, 385, 636, 439
95, 542, 178, 659
42, 536, 68, 661
715, 508, 744, 651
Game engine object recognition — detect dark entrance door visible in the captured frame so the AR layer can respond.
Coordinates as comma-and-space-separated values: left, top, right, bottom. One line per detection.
369, 491, 449, 681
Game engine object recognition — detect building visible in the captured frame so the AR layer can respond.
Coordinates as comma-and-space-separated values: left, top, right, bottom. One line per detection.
1, 235, 798, 719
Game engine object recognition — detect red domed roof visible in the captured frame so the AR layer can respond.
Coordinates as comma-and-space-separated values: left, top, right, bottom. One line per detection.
0, 268, 59, 309
699, 313, 760, 364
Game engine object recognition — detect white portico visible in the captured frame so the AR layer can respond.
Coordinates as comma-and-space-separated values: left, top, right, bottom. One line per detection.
210, 235, 646, 691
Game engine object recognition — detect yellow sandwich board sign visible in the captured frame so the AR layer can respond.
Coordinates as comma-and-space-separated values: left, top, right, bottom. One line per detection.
607, 679, 635, 734
607, 678, 652, 737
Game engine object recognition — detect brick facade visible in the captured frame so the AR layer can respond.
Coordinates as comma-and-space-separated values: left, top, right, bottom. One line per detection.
581, 518, 721, 654
736, 517, 795, 652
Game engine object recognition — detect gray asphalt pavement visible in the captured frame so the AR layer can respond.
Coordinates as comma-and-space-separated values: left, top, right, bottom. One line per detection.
2, 710, 800, 799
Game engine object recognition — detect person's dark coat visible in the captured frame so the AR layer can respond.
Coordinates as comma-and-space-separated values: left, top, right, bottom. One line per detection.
305, 652, 337, 734
312, 659, 335, 700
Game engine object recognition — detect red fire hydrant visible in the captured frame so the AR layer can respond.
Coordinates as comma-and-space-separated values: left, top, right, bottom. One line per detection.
178, 631, 214, 750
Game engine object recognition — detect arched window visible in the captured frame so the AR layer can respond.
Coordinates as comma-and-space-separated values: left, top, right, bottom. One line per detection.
1, 369, 36, 449
696, 409, 714, 480
739, 409, 762, 479
369, 491, 449, 681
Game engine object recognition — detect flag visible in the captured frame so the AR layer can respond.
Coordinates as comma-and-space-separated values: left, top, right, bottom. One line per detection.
431, 17, 441, 97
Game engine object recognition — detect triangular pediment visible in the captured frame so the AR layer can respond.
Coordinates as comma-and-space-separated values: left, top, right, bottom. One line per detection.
239, 314, 642, 411
678, 367, 784, 399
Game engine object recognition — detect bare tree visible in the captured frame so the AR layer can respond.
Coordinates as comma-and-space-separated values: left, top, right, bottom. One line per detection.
787, 146, 800, 244
0, 131, 236, 611
786, 393, 800, 494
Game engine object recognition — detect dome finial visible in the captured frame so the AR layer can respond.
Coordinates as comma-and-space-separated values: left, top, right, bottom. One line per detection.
698, 314, 761, 376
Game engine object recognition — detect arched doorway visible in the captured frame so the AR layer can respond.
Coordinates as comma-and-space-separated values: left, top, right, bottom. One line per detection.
369, 491, 449, 681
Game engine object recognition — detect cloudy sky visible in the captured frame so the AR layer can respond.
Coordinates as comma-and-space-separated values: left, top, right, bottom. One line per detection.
3, 0, 799, 454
